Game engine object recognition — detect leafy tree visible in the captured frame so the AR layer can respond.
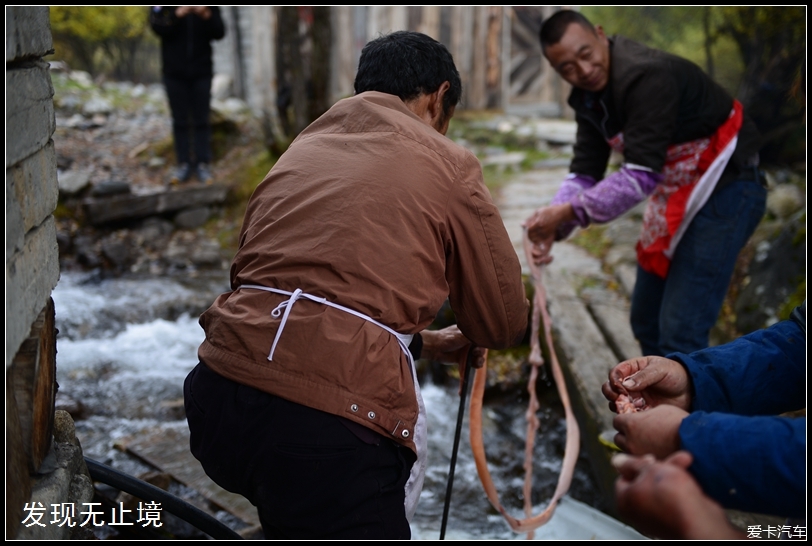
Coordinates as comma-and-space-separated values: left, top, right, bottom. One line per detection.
49, 6, 156, 81
714, 6, 806, 165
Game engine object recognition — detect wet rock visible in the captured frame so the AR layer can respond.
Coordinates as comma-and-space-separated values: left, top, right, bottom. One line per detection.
766, 183, 805, 220
74, 235, 103, 269
82, 95, 113, 116
174, 206, 211, 229
100, 233, 136, 271
133, 217, 175, 242
55, 393, 86, 422
735, 217, 806, 333
91, 180, 132, 197
189, 239, 225, 267
56, 229, 72, 256
57, 168, 92, 196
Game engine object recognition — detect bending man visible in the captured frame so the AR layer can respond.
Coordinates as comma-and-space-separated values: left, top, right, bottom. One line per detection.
183, 30, 529, 540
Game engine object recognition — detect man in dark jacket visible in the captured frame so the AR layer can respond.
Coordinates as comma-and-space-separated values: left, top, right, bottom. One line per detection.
150, 6, 225, 185
524, 10, 767, 357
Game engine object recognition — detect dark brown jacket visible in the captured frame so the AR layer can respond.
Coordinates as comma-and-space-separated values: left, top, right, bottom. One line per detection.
198, 92, 529, 454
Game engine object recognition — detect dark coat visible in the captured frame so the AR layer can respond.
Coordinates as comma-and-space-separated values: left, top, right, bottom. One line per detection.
149, 6, 225, 80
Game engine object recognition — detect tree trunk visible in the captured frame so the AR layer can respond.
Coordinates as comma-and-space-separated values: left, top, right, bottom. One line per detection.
309, 7, 331, 121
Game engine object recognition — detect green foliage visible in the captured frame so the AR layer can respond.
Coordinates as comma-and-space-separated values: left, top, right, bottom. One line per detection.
582, 7, 700, 58
49, 6, 158, 81
715, 6, 806, 165
570, 224, 612, 260
50, 6, 148, 41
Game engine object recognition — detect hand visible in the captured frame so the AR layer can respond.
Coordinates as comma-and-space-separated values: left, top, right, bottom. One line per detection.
176, 6, 211, 19
613, 451, 745, 540
612, 404, 687, 459
419, 325, 485, 369
530, 239, 555, 266
601, 356, 692, 414
522, 203, 574, 244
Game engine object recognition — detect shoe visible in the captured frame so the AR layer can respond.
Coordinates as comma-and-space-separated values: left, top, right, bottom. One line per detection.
196, 163, 213, 185
170, 163, 192, 185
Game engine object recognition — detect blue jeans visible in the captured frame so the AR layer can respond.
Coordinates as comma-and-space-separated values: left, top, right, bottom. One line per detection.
630, 177, 767, 356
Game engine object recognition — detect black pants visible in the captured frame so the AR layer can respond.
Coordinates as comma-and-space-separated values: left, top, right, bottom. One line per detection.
164, 75, 212, 165
183, 361, 415, 539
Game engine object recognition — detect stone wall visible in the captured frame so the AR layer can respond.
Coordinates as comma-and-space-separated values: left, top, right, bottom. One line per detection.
6, 6, 94, 539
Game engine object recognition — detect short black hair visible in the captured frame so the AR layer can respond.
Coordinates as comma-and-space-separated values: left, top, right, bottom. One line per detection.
354, 30, 462, 117
539, 10, 596, 51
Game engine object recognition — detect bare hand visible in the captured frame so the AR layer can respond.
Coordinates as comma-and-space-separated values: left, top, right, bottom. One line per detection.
601, 356, 692, 414
612, 404, 687, 459
522, 203, 574, 244
613, 451, 744, 540
529, 239, 555, 266
419, 325, 485, 369
175, 6, 211, 19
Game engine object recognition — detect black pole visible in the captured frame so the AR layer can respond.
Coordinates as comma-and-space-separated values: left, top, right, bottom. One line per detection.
439, 347, 475, 540
84, 457, 243, 540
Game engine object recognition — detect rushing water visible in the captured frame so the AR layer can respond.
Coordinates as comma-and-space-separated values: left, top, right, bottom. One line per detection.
52, 270, 643, 540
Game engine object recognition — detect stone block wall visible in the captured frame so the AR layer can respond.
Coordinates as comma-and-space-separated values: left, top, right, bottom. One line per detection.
6, 6, 93, 539
5, 6, 59, 364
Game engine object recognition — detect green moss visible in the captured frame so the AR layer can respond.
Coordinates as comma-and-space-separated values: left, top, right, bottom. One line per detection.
53, 201, 76, 220
212, 149, 277, 253
569, 224, 612, 260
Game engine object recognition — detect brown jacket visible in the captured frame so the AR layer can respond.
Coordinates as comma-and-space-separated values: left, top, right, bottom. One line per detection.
198, 91, 529, 453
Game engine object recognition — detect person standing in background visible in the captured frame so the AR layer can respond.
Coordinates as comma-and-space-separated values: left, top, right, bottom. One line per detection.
150, 6, 225, 185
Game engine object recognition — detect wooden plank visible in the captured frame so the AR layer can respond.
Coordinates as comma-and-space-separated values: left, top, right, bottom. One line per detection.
6, 377, 32, 539
82, 185, 228, 226
10, 297, 56, 474
581, 287, 642, 363
116, 426, 261, 528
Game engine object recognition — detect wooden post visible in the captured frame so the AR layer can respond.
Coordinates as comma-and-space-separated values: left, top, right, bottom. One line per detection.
9, 297, 57, 474
330, 6, 355, 104
418, 6, 441, 40
250, 6, 286, 148
501, 7, 512, 112
467, 6, 489, 110
485, 7, 503, 109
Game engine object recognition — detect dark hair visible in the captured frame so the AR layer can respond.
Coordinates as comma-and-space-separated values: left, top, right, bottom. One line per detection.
354, 30, 462, 117
539, 10, 596, 50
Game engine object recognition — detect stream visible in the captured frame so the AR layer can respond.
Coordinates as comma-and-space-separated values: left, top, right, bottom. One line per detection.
52, 269, 640, 540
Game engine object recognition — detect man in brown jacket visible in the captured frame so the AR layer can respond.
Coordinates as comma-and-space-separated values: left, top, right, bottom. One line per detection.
184, 30, 529, 539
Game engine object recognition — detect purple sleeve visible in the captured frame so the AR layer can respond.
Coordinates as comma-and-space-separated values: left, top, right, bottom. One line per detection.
550, 173, 597, 240
570, 166, 661, 226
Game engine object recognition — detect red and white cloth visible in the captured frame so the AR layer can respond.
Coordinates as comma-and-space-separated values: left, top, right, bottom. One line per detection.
607, 100, 744, 278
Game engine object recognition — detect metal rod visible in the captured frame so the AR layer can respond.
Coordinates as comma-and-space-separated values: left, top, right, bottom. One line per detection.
439, 346, 475, 540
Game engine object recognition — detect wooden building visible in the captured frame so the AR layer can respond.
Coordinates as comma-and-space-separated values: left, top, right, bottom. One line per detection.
212, 6, 574, 133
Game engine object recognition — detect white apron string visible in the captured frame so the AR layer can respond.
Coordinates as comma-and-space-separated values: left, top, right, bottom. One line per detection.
239, 284, 413, 362
237, 283, 426, 522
